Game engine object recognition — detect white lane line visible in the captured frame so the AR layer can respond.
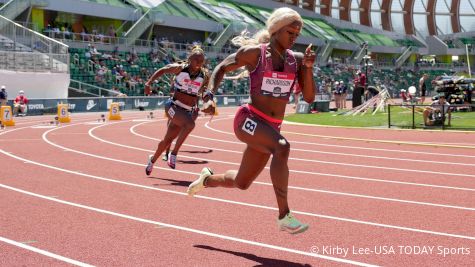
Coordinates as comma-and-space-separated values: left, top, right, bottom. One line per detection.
0, 236, 94, 267
283, 130, 475, 149
3, 146, 475, 241
188, 134, 475, 167
131, 122, 475, 192
86, 122, 475, 210
130, 120, 475, 179
0, 184, 377, 267
204, 117, 475, 157
181, 120, 475, 178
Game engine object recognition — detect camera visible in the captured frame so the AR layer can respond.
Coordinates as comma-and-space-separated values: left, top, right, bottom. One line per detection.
433, 76, 473, 104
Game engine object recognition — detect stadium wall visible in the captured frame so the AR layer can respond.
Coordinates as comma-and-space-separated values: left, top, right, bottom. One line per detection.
0, 70, 69, 99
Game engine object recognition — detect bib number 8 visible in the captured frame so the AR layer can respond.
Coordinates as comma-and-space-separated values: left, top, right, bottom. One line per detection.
242, 118, 257, 135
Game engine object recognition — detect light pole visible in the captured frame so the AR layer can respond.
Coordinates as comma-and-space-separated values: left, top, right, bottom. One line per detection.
362, 42, 369, 101
364, 44, 369, 90
466, 43, 472, 78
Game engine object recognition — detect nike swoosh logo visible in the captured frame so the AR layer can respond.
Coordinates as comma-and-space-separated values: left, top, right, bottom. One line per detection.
86, 103, 97, 110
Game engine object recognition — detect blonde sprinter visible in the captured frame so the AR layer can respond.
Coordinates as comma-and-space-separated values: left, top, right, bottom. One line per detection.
188, 8, 316, 234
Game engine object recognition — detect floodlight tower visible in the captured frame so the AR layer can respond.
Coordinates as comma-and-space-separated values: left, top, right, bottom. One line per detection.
362, 42, 369, 90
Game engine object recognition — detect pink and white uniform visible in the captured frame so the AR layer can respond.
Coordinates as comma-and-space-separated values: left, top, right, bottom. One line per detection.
234, 44, 298, 133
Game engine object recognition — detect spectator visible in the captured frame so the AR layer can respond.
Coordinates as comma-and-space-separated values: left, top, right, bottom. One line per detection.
333, 81, 341, 109
13, 90, 28, 116
423, 94, 451, 126
339, 80, 347, 109
352, 70, 365, 108
89, 44, 101, 56
400, 89, 412, 103
0, 85, 7, 106
419, 73, 429, 103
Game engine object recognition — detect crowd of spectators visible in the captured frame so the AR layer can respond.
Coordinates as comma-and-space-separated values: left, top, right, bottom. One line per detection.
68, 36, 459, 100
43, 23, 119, 44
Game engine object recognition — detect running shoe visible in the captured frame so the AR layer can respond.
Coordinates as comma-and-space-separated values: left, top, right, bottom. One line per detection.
167, 153, 177, 169
277, 212, 309, 234
145, 155, 154, 176
187, 167, 213, 196
162, 152, 168, 161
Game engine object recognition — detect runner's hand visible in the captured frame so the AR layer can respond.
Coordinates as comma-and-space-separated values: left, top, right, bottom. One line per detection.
303, 44, 316, 68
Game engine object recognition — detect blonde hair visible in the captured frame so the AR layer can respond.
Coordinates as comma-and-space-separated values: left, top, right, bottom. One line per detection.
231, 7, 302, 47
189, 45, 205, 57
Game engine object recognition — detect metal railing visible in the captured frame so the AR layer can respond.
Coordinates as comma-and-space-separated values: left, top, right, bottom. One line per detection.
124, 8, 151, 44
0, 0, 31, 21
69, 79, 123, 97
0, 50, 68, 72
371, 61, 470, 71
44, 31, 235, 55
0, 15, 69, 72
395, 47, 413, 68
388, 103, 475, 130
0, 16, 68, 55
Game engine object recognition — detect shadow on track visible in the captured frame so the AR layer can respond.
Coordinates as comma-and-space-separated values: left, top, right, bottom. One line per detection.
194, 245, 312, 267
150, 177, 191, 187
181, 149, 213, 154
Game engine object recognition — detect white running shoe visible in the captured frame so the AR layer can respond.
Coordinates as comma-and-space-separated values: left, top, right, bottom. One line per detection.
145, 155, 154, 176
167, 153, 176, 169
187, 167, 213, 196
277, 212, 309, 234
162, 152, 168, 161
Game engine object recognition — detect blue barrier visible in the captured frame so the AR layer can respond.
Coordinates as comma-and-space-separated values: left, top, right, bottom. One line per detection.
5, 95, 251, 116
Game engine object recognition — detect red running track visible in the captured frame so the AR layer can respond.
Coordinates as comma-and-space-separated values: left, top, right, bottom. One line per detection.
1, 107, 474, 266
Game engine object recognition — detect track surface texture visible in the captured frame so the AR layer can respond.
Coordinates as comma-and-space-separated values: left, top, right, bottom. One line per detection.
1, 107, 474, 267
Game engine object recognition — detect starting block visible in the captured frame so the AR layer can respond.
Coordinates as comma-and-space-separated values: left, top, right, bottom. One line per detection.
57, 104, 71, 123
108, 102, 122, 120
0, 106, 15, 126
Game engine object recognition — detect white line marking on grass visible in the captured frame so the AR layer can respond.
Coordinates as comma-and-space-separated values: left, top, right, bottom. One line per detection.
0, 236, 94, 267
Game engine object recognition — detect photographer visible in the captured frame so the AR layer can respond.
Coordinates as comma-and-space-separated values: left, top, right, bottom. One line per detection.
423, 94, 451, 126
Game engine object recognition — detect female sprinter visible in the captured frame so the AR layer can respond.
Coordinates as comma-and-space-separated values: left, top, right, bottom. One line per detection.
187, 7, 316, 234
144, 46, 210, 174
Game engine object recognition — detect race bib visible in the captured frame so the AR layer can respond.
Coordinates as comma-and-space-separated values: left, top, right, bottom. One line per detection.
175, 71, 203, 96
242, 118, 257, 135
182, 79, 202, 95
167, 106, 176, 118
261, 71, 295, 98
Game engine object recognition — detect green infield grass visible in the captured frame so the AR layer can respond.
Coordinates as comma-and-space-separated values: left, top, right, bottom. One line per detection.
285, 106, 475, 130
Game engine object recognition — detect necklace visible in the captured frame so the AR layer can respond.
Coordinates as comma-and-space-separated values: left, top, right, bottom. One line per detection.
270, 45, 286, 62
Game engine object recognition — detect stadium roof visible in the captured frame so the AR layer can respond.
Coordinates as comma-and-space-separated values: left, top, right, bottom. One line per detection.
308, 0, 474, 37
128, 0, 164, 8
